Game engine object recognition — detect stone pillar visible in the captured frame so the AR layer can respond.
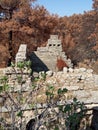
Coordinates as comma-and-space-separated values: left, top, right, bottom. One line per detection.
15, 44, 27, 64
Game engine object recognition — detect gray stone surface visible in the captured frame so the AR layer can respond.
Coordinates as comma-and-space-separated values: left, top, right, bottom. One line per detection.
15, 44, 27, 63
94, 75, 98, 86
46, 70, 53, 77
63, 67, 68, 73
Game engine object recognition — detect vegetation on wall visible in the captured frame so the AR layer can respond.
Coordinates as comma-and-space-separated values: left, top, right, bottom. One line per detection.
0, 61, 88, 130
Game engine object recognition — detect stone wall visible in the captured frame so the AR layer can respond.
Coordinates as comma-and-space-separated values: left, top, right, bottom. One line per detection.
45, 67, 98, 104
1, 66, 98, 105
0, 66, 98, 129
14, 44, 98, 105
0, 44, 98, 129
31, 35, 73, 72
1, 66, 98, 108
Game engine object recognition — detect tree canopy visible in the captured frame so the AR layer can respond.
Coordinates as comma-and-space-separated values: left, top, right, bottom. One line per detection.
0, 0, 98, 67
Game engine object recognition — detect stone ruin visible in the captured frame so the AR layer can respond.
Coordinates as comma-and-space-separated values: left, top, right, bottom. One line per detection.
0, 40, 98, 129
38, 35, 62, 52
1, 41, 98, 106
15, 44, 27, 64
31, 35, 73, 72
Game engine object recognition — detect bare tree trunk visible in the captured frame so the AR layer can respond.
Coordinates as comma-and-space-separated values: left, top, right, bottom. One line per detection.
8, 9, 13, 66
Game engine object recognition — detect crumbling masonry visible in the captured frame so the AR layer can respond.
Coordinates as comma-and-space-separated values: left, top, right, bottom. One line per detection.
0, 37, 98, 129
31, 35, 73, 72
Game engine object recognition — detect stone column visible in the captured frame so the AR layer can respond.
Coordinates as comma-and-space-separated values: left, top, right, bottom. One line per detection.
15, 44, 27, 64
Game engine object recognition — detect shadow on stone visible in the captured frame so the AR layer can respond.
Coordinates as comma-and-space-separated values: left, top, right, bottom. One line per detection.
91, 107, 98, 130
30, 52, 49, 73
26, 118, 36, 130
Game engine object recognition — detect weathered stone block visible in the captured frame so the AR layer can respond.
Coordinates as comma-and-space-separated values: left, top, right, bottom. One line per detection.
15, 44, 27, 63
73, 90, 91, 100
64, 85, 79, 91
63, 67, 68, 73
46, 70, 53, 77
37, 47, 48, 52
74, 68, 80, 73
68, 68, 74, 73
81, 74, 86, 80
18, 44, 27, 52
50, 35, 58, 40
79, 67, 87, 72
94, 75, 98, 86
87, 69, 93, 73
